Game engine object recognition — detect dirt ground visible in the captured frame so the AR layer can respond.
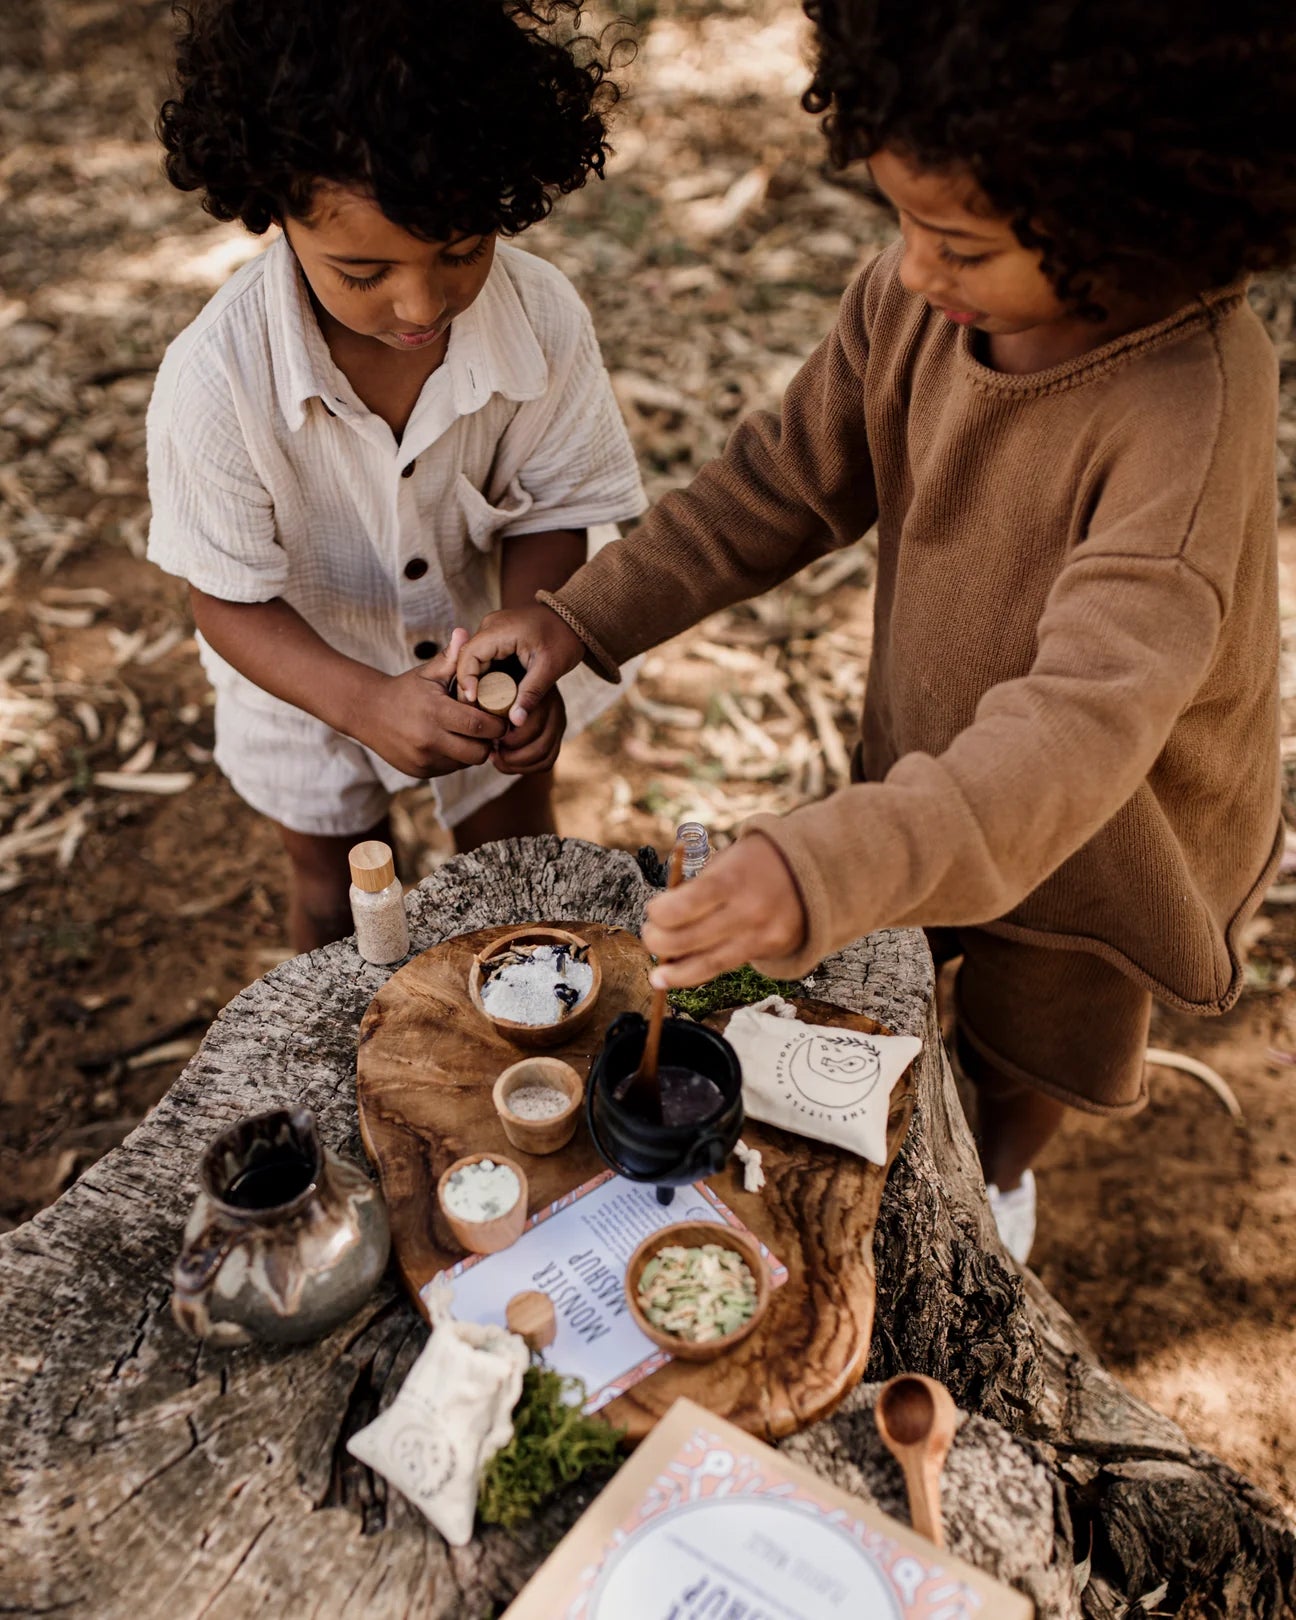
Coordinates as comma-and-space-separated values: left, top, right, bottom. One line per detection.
2, 0, 1294, 1519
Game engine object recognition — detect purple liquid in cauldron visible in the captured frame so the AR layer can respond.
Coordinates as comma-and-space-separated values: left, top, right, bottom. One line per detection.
626, 1065, 725, 1129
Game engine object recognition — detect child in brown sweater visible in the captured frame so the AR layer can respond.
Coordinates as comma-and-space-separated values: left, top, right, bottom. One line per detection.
458, 0, 1296, 1258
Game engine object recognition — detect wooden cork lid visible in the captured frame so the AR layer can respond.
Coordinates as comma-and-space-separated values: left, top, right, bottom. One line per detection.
506, 1289, 557, 1351
349, 839, 396, 893
476, 670, 518, 717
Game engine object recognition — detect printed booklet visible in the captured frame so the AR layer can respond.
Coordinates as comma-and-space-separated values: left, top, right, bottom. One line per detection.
502, 1397, 1034, 1620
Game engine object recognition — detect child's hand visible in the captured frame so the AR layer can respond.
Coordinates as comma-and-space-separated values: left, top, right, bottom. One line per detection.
458, 605, 586, 727
642, 838, 807, 987
362, 631, 508, 778
493, 688, 567, 776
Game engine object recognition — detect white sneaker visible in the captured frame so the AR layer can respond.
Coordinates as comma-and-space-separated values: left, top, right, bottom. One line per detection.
986, 1169, 1036, 1265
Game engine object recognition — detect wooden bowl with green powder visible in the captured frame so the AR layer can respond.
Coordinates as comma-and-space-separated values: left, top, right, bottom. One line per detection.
625, 1222, 769, 1362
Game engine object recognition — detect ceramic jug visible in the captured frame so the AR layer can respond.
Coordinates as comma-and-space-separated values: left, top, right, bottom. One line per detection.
172, 1105, 390, 1346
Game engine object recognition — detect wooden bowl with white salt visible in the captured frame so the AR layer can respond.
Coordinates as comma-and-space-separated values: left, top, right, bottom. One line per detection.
468, 926, 602, 1050
493, 1057, 584, 1155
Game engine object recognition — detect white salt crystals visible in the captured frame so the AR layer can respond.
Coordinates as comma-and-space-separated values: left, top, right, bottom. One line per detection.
480, 943, 594, 1026
503, 1083, 571, 1120
442, 1159, 521, 1222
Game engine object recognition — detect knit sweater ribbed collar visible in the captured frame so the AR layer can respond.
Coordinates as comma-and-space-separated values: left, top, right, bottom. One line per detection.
956, 279, 1250, 398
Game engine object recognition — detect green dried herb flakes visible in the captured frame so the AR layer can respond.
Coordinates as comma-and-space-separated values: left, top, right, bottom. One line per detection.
637, 1243, 758, 1343
477, 1365, 624, 1529
667, 966, 804, 1021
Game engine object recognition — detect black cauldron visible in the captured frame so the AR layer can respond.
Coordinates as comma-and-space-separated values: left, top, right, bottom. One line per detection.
587, 1013, 744, 1203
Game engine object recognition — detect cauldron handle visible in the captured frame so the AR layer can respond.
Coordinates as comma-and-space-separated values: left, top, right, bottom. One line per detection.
677, 1131, 732, 1183
605, 1010, 646, 1041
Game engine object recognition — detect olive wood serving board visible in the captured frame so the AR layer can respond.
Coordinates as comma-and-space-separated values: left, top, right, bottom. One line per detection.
355, 922, 914, 1443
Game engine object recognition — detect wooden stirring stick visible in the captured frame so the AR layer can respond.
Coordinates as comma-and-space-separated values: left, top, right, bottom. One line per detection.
613, 842, 686, 1116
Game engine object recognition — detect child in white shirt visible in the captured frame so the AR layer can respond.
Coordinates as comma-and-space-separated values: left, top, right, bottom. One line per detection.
146, 0, 645, 950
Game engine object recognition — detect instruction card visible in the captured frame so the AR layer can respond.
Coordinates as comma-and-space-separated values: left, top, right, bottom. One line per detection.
502, 1398, 1035, 1620
422, 1173, 787, 1413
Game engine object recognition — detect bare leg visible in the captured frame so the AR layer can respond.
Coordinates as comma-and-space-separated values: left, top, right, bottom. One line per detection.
276, 815, 393, 955
452, 772, 556, 853
957, 1032, 1068, 1192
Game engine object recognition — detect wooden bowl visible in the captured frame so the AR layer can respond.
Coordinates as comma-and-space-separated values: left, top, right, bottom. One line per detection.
493, 1057, 584, 1155
468, 926, 602, 1050
436, 1151, 528, 1256
624, 1220, 770, 1362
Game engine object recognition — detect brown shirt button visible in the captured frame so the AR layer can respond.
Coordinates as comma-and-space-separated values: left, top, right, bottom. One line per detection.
401, 461, 416, 477
404, 557, 429, 580
413, 640, 438, 660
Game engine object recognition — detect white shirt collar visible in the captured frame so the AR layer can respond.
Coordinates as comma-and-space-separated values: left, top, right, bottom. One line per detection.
262, 235, 549, 433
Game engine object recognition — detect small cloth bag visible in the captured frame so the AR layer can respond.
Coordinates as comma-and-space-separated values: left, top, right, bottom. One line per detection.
725, 997, 921, 1165
347, 1285, 528, 1545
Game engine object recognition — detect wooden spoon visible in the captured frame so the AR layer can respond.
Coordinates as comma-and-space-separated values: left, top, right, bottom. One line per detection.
874, 1373, 958, 1548
612, 842, 686, 1118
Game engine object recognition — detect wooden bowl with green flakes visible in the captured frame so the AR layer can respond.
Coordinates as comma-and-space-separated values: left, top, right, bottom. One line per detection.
624, 1221, 769, 1362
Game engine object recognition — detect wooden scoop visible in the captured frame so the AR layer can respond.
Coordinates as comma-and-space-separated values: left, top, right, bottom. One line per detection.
875, 1373, 958, 1548
612, 842, 686, 1119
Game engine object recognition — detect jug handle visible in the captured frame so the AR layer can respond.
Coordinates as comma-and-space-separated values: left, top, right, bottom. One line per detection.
174, 1227, 239, 1299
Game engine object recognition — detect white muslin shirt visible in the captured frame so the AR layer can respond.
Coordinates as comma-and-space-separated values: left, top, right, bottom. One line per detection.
146, 234, 647, 835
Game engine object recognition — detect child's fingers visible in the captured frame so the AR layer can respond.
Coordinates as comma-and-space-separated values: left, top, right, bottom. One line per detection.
642, 870, 733, 957
431, 692, 508, 743
649, 942, 747, 990
495, 729, 563, 774
645, 872, 727, 930
426, 730, 495, 769
641, 905, 733, 967
454, 631, 500, 705
456, 625, 523, 705
495, 729, 558, 770
510, 651, 565, 727
642, 839, 808, 982
499, 700, 549, 749
422, 629, 470, 689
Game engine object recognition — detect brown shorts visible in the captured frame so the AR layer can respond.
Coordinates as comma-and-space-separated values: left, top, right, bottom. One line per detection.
926, 928, 1151, 1116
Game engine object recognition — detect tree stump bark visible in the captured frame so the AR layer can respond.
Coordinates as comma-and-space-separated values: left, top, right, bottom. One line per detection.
1, 838, 1290, 1620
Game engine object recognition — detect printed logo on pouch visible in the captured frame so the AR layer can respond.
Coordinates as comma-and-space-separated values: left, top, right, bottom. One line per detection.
776, 1034, 883, 1118
392, 1426, 456, 1500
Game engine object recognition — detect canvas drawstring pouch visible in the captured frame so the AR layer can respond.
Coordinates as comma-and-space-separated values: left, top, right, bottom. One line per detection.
347, 1284, 528, 1545
724, 996, 922, 1166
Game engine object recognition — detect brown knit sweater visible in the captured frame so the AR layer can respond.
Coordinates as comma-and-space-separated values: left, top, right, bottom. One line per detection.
544, 242, 1284, 1009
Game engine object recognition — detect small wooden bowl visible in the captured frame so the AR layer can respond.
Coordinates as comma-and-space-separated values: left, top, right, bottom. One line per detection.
624, 1220, 770, 1363
469, 926, 602, 1050
493, 1057, 584, 1155
436, 1152, 528, 1256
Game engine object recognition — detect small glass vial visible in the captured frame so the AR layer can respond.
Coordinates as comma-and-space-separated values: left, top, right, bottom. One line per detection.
675, 821, 712, 880
348, 840, 410, 965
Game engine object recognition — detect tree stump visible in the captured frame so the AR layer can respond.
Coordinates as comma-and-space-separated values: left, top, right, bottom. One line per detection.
1, 838, 1291, 1619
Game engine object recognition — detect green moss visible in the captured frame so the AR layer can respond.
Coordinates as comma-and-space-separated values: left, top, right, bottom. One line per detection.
477, 1365, 624, 1529
667, 965, 805, 1021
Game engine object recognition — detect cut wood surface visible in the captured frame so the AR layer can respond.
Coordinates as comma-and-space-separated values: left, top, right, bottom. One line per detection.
1, 838, 1291, 1620
356, 921, 654, 1304
357, 929, 911, 1441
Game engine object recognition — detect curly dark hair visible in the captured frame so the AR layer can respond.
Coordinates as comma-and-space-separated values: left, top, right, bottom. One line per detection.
802, 0, 1296, 312
158, 0, 629, 240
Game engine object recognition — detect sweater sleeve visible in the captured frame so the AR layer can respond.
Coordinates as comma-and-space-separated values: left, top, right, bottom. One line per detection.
743, 486, 1229, 978
539, 265, 881, 679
